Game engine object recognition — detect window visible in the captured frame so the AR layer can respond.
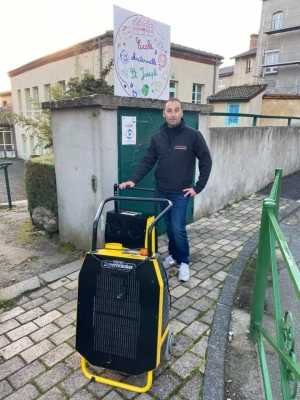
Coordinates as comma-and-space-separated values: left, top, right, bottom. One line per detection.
246, 59, 253, 73
29, 136, 35, 155
0, 129, 14, 151
58, 80, 66, 97
38, 139, 45, 155
32, 87, 40, 114
218, 80, 225, 88
2, 101, 7, 108
272, 12, 283, 30
22, 134, 27, 157
44, 84, 51, 101
264, 49, 279, 74
169, 81, 177, 98
32, 87, 39, 103
192, 84, 203, 104
25, 88, 31, 115
17, 90, 23, 115
226, 104, 240, 126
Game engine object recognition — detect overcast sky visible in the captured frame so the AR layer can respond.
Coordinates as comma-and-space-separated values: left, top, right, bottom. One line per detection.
0, 0, 262, 91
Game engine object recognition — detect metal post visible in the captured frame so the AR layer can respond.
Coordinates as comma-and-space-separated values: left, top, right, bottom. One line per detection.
249, 199, 276, 341
0, 162, 12, 209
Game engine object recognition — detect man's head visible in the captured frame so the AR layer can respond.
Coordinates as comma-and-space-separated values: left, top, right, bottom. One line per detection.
163, 98, 183, 128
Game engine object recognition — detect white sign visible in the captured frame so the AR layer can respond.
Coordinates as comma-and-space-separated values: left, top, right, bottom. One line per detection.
114, 5, 170, 100
122, 116, 137, 145
6, 151, 16, 158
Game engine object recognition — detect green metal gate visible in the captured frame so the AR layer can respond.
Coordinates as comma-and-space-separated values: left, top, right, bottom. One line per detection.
117, 107, 198, 233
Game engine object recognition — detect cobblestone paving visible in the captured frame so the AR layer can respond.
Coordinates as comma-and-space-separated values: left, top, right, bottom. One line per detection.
0, 195, 293, 399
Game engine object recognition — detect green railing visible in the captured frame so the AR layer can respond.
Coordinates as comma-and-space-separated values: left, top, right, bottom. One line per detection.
250, 168, 300, 399
209, 112, 300, 126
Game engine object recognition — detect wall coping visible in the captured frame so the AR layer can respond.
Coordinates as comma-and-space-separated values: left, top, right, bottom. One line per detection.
42, 94, 213, 114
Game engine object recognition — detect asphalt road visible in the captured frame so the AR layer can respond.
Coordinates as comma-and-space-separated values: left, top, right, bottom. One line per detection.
258, 169, 300, 201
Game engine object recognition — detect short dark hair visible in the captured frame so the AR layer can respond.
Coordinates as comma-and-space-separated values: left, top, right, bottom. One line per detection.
164, 98, 182, 110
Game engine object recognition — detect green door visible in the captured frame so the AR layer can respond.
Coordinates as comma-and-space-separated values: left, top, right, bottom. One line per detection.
117, 108, 198, 233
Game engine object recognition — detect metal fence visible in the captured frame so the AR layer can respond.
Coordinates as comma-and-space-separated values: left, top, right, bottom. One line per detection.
250, 168, 300, 399
209, 112, 300, 126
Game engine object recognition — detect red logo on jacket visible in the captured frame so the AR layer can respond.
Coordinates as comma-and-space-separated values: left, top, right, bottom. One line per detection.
174, 145, 187, 150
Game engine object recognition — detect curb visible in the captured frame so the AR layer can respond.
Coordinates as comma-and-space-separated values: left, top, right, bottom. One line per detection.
0, 259, 82, 301
202, 200, 300, 400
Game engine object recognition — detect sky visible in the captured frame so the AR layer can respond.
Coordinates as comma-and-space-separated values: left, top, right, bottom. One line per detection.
0, 0, 262, 92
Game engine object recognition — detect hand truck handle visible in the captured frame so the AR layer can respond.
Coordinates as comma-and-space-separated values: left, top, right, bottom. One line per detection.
91, 196, 172, 255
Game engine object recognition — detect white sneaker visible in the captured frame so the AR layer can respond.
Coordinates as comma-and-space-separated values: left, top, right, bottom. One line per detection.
178, 263, 189, 282
163, 255, 176, 270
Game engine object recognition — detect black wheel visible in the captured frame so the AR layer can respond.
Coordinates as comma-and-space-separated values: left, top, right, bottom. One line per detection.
162, 328, 174, 361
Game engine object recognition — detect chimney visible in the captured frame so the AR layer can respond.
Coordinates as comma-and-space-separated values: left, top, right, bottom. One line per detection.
249, 34, 258, 49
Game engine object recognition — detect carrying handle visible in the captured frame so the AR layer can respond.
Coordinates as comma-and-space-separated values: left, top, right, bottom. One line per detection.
113, 183, 157, 217
92, 196, 172, 255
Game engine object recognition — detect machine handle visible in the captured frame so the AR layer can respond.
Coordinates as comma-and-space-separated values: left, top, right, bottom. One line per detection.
91, 196, 172, 255
113, 183, 156, 214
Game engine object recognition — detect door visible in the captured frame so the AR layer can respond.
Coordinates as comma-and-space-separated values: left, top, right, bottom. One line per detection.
117, 108, 198, 233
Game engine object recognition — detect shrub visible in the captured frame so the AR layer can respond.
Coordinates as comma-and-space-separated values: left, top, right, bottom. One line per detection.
25, 154, 58, 215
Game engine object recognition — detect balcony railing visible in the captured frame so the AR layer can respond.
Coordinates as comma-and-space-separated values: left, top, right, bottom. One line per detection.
263, 6, 300, 34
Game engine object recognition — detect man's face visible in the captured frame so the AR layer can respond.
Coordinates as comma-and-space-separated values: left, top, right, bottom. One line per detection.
163, 100, 183, 128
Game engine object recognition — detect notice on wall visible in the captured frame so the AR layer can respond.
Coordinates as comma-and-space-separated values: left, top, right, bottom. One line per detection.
114, 5, 170, 100
122, 116, 137, 145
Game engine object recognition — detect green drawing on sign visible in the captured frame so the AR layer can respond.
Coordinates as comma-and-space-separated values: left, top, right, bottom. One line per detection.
141, 85, 150, 96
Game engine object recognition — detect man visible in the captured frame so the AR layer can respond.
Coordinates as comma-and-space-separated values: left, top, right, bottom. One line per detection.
119, 98, 212, 282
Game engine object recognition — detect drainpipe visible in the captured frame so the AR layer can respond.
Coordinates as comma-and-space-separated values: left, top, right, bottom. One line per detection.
98, 37, 102, 76
207, 58, 218, 104
212, 58, 218, 95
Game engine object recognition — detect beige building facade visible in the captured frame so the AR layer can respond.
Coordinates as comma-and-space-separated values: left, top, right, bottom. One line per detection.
215, 0, 300, 127
231, 34, 258, 87
0, 91, 13, 111
218, 66, 234, 91
8, 31, 223, 159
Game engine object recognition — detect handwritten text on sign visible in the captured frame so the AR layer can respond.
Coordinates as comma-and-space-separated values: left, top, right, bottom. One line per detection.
114, 6, 170, 100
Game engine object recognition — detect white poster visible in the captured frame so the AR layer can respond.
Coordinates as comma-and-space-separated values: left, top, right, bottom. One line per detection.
122, 116, 137, 145
114, 5, 170, 100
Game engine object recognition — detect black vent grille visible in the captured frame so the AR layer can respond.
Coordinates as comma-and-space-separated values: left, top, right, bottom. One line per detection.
93, 269, 141, 359
162, 283, 169, 332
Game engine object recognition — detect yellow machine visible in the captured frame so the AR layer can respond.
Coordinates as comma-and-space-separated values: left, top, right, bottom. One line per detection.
75, 192, 174, 393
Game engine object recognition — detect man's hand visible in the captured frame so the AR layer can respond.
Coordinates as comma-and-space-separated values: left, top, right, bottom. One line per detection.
183, 188, 197, 197
119, 181, 136, 189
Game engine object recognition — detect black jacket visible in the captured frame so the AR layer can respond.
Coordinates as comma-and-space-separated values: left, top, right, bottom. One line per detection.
130, 119, 212, 194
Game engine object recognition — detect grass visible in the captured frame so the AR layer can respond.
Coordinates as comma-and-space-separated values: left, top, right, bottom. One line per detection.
234, 257, 257, 311
61, 242, 76, 252
16, 219, 38, 245
0, 298, 17, 311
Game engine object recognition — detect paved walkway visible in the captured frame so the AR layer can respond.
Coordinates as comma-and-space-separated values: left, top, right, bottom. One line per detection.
0, 159, 26, 205
1, 161, 300, 399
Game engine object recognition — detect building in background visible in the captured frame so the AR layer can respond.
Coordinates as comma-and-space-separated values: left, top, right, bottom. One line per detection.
218, 66, 234, 91
208, 85, 267, 127
230, 34, 258, 86
0, 91, 13, 111
213, 0, 300, 127
0, 91, 16, 158
8, 31, 223, 159
254, 0, 300, 125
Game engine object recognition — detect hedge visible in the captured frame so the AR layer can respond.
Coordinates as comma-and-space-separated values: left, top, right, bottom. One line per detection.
24, 154, 58, 215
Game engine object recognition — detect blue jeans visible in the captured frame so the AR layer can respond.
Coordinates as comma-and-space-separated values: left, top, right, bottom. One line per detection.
157, 191, 190, 265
